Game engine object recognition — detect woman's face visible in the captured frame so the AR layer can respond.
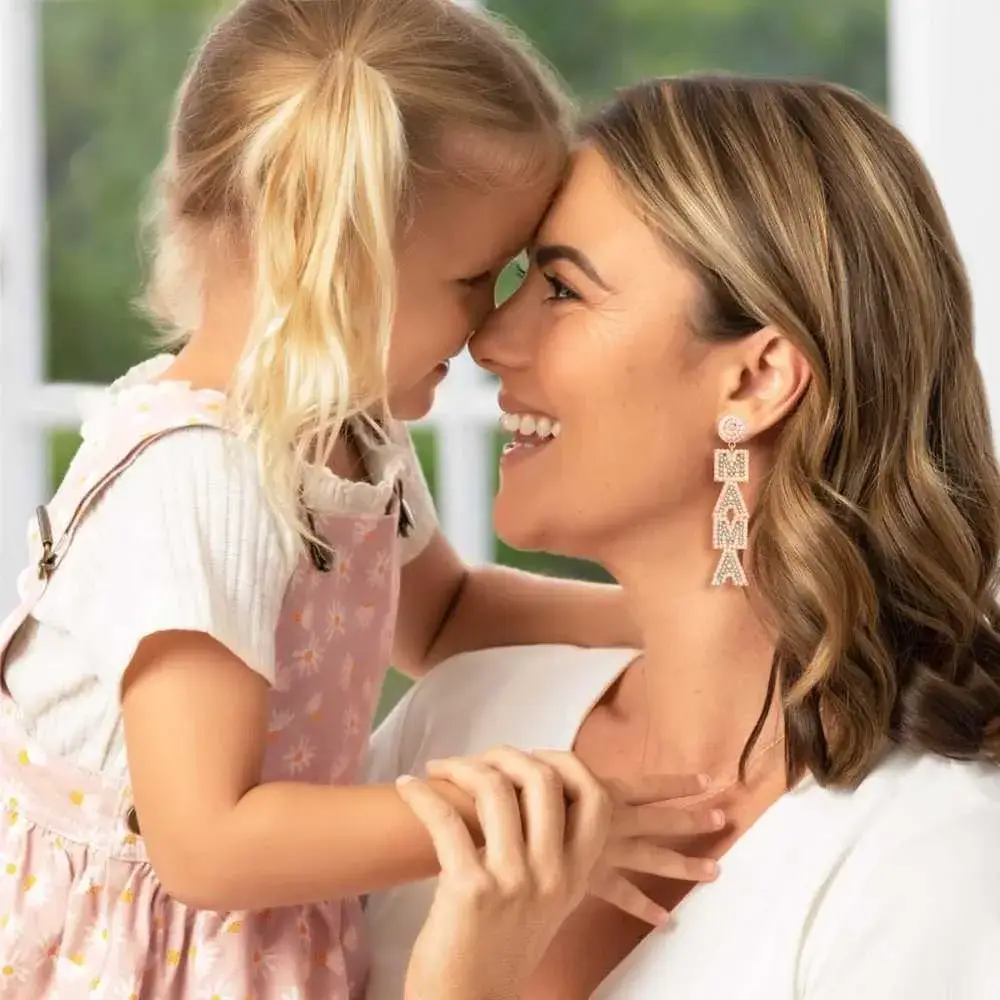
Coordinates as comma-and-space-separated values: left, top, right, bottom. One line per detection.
471, 147, 735, 565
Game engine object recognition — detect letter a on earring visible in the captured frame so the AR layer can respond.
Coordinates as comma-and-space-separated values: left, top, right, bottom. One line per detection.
711, 415, 749, 587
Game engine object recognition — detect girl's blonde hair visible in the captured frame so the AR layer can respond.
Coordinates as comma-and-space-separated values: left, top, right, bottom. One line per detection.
143, 0, 571, 537
585, 77, 1000, 787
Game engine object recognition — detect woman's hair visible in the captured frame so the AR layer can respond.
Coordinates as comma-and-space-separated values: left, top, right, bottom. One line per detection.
585, 76, 1000, 787
143, 0, 571, 536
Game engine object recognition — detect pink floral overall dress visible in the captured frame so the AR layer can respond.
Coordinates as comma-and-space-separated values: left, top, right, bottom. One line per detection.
0, 382, 410, 997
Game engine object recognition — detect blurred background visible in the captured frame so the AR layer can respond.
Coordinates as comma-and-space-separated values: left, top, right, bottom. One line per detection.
2, 1, 999, 720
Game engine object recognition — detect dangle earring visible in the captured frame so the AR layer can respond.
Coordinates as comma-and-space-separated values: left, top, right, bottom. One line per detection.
711, 414, 750, 588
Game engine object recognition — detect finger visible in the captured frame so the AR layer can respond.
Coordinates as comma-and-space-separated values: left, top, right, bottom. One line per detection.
603, 772, 711, 806
478, 747, 566, 876
530, 750, 612, 871
614, 804, 726, 840
605, 840, 719, 883
424, 758, 526, 883
591, 871, 670, 926
395, 775, 483, 877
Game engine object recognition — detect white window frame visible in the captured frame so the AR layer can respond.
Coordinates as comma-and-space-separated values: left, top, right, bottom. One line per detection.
4, 0, 1000, 605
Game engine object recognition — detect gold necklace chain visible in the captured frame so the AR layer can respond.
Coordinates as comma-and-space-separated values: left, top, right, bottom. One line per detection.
676, 733, 786, 805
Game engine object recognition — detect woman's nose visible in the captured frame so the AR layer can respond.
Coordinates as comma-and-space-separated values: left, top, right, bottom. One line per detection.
470, 294, 533, 376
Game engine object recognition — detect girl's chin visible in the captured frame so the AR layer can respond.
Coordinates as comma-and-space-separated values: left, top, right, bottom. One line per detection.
387, 367, 450, 420
386, 387, 436, 422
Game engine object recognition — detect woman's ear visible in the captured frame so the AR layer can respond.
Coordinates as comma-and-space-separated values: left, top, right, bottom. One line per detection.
721, 327, 811, 436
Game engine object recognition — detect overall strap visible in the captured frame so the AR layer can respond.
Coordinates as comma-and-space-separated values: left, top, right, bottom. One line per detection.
353, 411, 414, 538
0, 405, 227, 676
36, 421, 225, 580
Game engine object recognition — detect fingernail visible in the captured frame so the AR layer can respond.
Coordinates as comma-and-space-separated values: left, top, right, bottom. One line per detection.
710, 809, 725, 827
703, 860, 719, 877
656, 909, 672, 926
396, 775, 415, 786
697, 774, 712, 788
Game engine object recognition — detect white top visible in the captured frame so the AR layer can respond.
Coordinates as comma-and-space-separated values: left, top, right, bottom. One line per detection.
364, 645, 1000, 1000
3, 356, 437, 779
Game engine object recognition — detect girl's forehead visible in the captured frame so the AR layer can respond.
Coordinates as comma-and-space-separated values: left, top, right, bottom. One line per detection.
405, 166, 560, 266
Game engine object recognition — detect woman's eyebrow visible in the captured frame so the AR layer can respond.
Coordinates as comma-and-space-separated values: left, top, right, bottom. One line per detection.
534, 243, 612, 291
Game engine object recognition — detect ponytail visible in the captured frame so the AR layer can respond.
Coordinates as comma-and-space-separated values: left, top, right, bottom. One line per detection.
234, 53, 407, 537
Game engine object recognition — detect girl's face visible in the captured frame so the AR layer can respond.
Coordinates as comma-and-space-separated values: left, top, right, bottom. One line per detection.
388, 164, 560, 420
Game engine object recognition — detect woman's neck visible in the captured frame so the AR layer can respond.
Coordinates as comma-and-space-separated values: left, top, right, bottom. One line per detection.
611, 554, 780, 778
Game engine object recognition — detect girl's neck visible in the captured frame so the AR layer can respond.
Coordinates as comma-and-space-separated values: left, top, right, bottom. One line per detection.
164, 257, 255, 393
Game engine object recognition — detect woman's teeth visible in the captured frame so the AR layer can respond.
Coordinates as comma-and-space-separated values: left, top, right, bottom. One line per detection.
499, 412, 561, 441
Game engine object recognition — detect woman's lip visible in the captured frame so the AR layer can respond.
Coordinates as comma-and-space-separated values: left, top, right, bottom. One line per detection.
500, 436, 556, 466
498, 390, 545, 415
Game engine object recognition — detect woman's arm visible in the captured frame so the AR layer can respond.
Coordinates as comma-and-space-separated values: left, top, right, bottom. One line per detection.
393, 531, 638, 678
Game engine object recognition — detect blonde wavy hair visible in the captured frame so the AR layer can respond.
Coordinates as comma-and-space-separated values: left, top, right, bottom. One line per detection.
143, 0, 571, 537
586, 77, 1000, 787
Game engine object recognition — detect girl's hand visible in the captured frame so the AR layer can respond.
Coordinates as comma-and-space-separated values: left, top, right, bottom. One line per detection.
428, 747, 723, 926
398, 749, 614, 1000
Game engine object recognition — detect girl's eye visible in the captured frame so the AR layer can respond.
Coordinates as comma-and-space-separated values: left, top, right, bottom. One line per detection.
543, 273, 580, 302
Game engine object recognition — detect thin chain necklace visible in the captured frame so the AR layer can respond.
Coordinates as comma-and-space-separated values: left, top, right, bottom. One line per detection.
638, 660, 785, 802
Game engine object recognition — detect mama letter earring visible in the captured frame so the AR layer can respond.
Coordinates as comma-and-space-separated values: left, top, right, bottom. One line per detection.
711, 415, 749, 588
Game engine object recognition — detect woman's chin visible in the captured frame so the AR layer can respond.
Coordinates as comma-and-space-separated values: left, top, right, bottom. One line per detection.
493, 493, 562, 556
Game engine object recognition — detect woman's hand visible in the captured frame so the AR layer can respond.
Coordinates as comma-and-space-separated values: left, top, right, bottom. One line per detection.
580, 758, 722, 923
398, 749, 615, 1000
428, 747, 723, 926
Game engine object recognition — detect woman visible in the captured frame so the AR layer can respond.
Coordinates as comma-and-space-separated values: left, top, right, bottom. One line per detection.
368, 75, 1000, 999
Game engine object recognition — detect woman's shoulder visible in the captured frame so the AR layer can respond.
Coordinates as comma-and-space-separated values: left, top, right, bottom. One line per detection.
859, 750, 1000, 832
398, 643, 636, 726
801, 751, 1000, 934
800, 749, 1000, 871
366, 645, 637, 782
796, 753, 1000, 997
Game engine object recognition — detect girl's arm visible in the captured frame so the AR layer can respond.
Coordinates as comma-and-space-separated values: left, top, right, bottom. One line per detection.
123, 630, 705, 915
123, 629, 478, 911
392, 531, 639, 678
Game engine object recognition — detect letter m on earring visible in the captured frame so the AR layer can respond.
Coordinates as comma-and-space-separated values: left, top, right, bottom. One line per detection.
714, 449, 749, 484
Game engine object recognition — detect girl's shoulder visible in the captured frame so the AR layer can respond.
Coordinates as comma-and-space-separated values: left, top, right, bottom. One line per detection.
78, 353, 229, 448
44, 354, 257, 548
17, 357, 299, 690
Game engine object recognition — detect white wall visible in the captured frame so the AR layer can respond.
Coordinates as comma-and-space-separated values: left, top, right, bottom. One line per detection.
890, 0, 1000, 418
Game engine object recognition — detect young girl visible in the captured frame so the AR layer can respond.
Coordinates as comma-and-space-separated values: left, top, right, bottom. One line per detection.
0, 1, 717, 996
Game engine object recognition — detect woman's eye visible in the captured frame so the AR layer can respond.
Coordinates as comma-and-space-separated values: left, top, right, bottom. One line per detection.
543, 273, 579, 302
